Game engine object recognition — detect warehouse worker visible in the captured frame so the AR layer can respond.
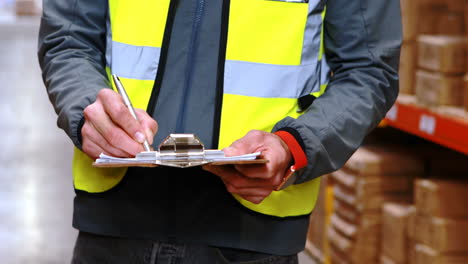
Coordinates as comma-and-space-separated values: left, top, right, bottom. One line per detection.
38, 0, 401, 262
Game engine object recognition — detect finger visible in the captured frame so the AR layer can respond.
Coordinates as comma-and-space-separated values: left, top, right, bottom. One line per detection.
81, 137, 105, 160
82, 122, 133, 158
240, 195, 267, 204
225, 184, 272, 198
203, 166, 274, 204
202, 164, 237, 180
203, 165, 275, 189
135, 109, 158, 145
84, 102, 144, 156
97, 89, 147, 144
234, 136, 291, 179
234, 163, 273, 179
224, 130, 266, 156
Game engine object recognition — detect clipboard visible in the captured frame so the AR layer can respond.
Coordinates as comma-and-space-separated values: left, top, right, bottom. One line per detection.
93, 134, 268, 168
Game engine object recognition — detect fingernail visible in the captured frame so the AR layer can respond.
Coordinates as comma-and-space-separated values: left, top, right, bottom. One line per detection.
135, 132, 145, 143
223, 147, 235, 156
146, 129, 154, 144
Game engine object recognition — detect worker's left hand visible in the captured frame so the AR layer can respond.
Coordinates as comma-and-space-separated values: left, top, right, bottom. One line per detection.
202, 130, 292, 204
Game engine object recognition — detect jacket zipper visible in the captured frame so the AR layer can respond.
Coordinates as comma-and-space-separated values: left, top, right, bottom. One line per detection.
147, 0, 179, 116
175, 0, 206, 133
212, 0, 230, 148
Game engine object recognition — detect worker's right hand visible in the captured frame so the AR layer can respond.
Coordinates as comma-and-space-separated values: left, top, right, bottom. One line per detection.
81, 88, 158, 159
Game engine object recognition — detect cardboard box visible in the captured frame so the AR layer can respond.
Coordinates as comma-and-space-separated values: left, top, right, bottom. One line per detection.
418, 6, 442, 35
415, 179, 468, 218
464, 74, 468, 111
436, 12, 465, 36
380, 255, 398, 264
330, 244, 351, 264
414, 215, 468, 252
409, 241, 417, 264
419, 0, 465, 13
344, 146, 424, 177
400, 43, 417, 94
334, 183, 411, 212
465, 2, 468, 35
331, 169, 413, 196
400, 0, 419, 41
417, 35, 467, 74
312, 176, 329, 215
408, 207, 417, 241
333, 197, 361, 224
333, 183, 379, 211
307, 177, 332, 259
415, 70, 463, 107
305, 241, 325, 264
419, 10, 464, 36
328, 226, 379, 263
330, 213, 381, 245
413, 244, 468, 264
382, 203, 415, 263
416, 6, 438, 34
308, 211, 326, 253
15, 0, 39, 16
436, 106, 468, 120
445, 0, 465, 12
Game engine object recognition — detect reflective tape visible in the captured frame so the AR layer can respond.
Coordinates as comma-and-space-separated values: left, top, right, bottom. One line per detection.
320, 55, 331, 86
111, 41, 160, 81
109, 42, 329, 98
301, 1, 325, 65
224, 60, 322, 98
105, 15, 112, 68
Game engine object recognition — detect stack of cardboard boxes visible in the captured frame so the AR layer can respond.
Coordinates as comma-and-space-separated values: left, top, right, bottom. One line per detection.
381, 203, 415, 264
400, 0, 468, 113
307, 176, 333, 264
414, 0, 468, 112
409, 179, 468, 264
465, 74, 468, 112
415, 35, 467, 108
327, 146, 424, 264
418, 0, 465, 36
399, 0, 419, 94
15, 0, 40, 16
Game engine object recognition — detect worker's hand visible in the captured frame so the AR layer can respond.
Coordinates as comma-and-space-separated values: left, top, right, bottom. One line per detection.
81, 89, 158, 159
203, 130, 292, 204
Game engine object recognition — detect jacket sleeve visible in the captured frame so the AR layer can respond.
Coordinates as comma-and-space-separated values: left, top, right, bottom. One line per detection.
38, 0, 110, 149
273, 0, 402, 183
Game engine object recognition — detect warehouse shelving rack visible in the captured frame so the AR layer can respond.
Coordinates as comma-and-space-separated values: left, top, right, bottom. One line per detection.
383, 96, 468, 155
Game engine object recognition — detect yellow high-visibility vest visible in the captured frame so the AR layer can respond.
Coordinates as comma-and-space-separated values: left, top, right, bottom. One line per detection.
73, 0, 330, 218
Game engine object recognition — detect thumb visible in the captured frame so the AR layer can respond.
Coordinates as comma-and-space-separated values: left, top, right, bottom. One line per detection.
135, 109, 158, 145
223, 146, 242, 157
224, 130, 266, 156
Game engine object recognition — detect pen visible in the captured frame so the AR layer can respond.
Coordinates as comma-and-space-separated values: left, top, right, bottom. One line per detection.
112, 74, 152, 152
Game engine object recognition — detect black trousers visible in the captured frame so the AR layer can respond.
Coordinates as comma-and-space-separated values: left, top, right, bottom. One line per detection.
71, 232, 298, 264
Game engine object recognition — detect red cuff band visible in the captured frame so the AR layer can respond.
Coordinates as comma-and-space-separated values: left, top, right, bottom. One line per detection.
274, 131, 308, 170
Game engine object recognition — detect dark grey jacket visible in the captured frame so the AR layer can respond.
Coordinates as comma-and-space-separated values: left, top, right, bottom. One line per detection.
38, 0, 401, 255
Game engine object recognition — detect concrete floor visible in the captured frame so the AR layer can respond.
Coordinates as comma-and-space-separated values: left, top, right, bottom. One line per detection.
0, 18, 316, 264
0, 18, 77, 263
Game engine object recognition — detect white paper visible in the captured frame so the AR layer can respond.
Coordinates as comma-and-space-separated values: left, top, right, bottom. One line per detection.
95, 150, 262, 167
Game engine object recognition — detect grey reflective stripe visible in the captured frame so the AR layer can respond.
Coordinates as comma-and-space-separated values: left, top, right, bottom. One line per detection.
110, 41, 161, 81
224, 60, 320, 98
320, 56, 330, 86
105, 13, 112, 68
301, 0, 325, 65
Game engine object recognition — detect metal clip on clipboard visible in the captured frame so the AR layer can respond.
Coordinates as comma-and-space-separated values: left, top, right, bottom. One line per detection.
93, 134, 268, 168
140, 134, 212, 168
